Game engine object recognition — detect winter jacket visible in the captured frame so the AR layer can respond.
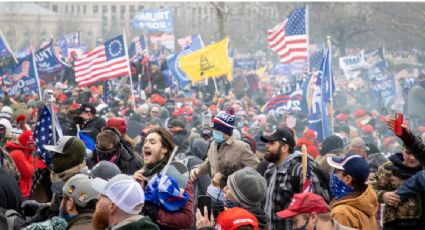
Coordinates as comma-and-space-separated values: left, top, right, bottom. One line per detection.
66, 116, 106, 141
0, 167, 23, 211
68, 212, 93, 230
245, 206, 269, 230
197, 135, 259, 177
172, 129, 190, 154
7, 141, 38, 198
369, 153, 422, 224
0, 146, 20, 181
113, 215, 159, 230
403, 134, 425, 166
87, 142, 142, 175
331, 185, 379, 230
264, 152, 329, 230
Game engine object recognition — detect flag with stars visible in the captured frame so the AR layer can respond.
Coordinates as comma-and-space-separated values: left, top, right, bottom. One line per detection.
34, 105, 63, 166
102, 80, 112, 103
74, 34, 129, 86
268, 6, 308, 64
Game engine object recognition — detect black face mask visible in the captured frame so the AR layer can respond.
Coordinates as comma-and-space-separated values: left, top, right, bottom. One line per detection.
95, 146, 117, 158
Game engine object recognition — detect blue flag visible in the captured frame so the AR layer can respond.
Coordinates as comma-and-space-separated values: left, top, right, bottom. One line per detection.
78, 131, 96, 156
34, 105, 63, 166
129, 35, 148, 62
2, 53, 41, 97
0, 31, 16, 61
167, 34, 204, 88
35, 40, 68, 74
307, 49, 333, 142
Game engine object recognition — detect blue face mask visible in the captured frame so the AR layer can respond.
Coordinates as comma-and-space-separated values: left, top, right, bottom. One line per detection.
59, 207, 77, 222
330, 172, 354, 200
213, 130, 225, 144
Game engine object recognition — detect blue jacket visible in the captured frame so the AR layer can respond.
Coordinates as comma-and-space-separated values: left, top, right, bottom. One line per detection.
397, 170, 425, 200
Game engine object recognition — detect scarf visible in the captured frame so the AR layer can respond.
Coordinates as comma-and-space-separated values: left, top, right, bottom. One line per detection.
329, 172, 354, 200
50, 162, 87, 183
142, 157, 168, 178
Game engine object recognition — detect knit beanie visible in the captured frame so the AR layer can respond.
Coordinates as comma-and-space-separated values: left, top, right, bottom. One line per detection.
213, 111, 235, 136
52, 137, 86, 173
320, 135, 343, 156
227, 167, 267, 208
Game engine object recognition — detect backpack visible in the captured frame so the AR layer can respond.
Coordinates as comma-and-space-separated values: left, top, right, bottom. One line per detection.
0, 208, 26, 230
289, 156, 331, 202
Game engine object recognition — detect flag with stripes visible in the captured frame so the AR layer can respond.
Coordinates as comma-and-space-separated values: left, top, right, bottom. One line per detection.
268, 6, 308, 64
74, 35, 129, 86
128, 35, 148, 62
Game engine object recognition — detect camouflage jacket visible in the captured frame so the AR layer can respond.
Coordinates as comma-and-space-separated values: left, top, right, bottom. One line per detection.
0, 147, 20, 181
369, 153, 422, 223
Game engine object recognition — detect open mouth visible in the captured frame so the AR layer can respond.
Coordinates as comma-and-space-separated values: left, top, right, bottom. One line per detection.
143, 149, 152, 158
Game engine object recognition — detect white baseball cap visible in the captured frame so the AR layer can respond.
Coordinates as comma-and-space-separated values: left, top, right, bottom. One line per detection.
43, 136, 74, 154
91, 174, 145, 215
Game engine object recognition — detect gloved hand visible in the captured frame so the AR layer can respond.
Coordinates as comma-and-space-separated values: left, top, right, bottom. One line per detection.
22, 200, 48, 217
141, 201, 160, 221
24, 203, 52, 224
73, 116, 84, 125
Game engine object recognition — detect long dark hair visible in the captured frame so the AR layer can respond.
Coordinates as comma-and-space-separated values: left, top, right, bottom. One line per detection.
147, 127, 175, 157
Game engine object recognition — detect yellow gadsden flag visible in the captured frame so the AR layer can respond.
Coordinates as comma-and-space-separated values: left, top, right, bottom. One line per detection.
178, 37, 232, 83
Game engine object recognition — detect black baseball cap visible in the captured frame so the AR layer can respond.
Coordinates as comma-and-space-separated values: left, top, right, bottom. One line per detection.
78, 103, 96, 115
260, 127, 295, 148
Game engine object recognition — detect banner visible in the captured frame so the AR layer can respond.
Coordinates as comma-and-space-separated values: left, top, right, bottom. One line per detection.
35, 41, 68, 74
15, 46, 31, 59
262, 89, 304, 113
338, 52, 364, 79
0, 30, 17, 62
234, 58, 257, 70
150, 33, 175, 52
374, 74, 396, 107
3, 53, 41, 97
133, 8, 174, 33
178, 37, 232, 82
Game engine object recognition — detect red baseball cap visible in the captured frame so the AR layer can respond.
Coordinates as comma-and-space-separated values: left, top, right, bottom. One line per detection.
303, 130, 316, 139
216, 207, 258, 230
276, 193, 328, 219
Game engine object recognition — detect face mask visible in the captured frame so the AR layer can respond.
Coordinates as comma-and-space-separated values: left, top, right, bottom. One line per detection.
330, 172, 354, 200
59, 206, 77, 222
223, 197, 240, 209
213, 130, 225, 144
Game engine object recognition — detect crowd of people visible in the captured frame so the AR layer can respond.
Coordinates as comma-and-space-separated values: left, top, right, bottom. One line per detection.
0, 47, 425, 230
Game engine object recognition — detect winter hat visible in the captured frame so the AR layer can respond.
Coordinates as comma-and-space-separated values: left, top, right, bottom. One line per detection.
0, 106, 13, 120
106, 117, 127, 135
0, 118, 12, 138
227, 167, 267, 208
353, 109, 367, 118
45, 136, 86, 174
336, 113, 349, 121
320, 135, 343, 156
303, 130, 317, 139
362, 124, 374, 134
213, 111, 235, 136
18, 130, 34, 145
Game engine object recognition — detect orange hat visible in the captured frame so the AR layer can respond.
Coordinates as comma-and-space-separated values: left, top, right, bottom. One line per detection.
362, 124, 374, 134
216, 207, 258, 230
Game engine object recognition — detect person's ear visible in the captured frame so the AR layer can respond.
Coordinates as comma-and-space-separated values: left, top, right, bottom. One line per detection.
310, 212, 319, 225
343, 174, 353, 185
281, 144, 289, 154
110, 202, 118, 214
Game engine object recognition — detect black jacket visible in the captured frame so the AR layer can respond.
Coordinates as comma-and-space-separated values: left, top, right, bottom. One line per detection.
172, 130, 190, 154
66, 116, 106, 141
0, 167, 23, 211
87, 141, 142, 175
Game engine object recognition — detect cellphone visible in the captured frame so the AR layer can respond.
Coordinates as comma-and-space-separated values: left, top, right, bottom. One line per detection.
197, 195, 212, 217
395, 113, 403, 136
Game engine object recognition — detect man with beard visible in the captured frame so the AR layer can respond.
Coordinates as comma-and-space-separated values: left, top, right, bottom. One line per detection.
91, 174, 159, 230
261, 127, 329, 230
53, 174, 99, 230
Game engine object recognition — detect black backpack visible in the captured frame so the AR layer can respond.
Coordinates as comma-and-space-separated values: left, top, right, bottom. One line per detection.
0, 208, 25, 230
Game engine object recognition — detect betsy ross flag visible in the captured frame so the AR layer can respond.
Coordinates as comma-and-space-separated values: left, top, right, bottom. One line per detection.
74, 35, 129, 86
268, 6, 308, 64
34, 105, 63, 166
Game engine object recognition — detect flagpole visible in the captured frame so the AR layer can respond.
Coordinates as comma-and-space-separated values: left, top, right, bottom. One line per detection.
0, 30, 18, 64
32, 52, 43, 100
327, 35, 334, 135
123, 30, 137, 111
305, 5, 310, 73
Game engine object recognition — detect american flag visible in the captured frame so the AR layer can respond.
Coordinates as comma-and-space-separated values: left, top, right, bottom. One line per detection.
177, 35, 192, 49
310, 49, 324, 71
102, 80, 112, 103
268, 6, 308, 64
34, 105, 63, 166
129, 35, 148, 62
74, 35, 129, 86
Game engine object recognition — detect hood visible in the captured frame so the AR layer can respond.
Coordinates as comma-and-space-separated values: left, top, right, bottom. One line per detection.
332, 184, 378, 217
387, 152, 422, 177
296, 137, 314, 147
6, 141, 34, 151
189, 138, 208, 160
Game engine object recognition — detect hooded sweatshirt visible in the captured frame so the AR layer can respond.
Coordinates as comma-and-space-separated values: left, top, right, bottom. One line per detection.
331, 184, 379, 230
7, 141, 36, 197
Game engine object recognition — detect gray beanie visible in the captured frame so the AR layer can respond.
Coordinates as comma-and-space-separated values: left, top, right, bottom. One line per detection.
227, 167, 267, 208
